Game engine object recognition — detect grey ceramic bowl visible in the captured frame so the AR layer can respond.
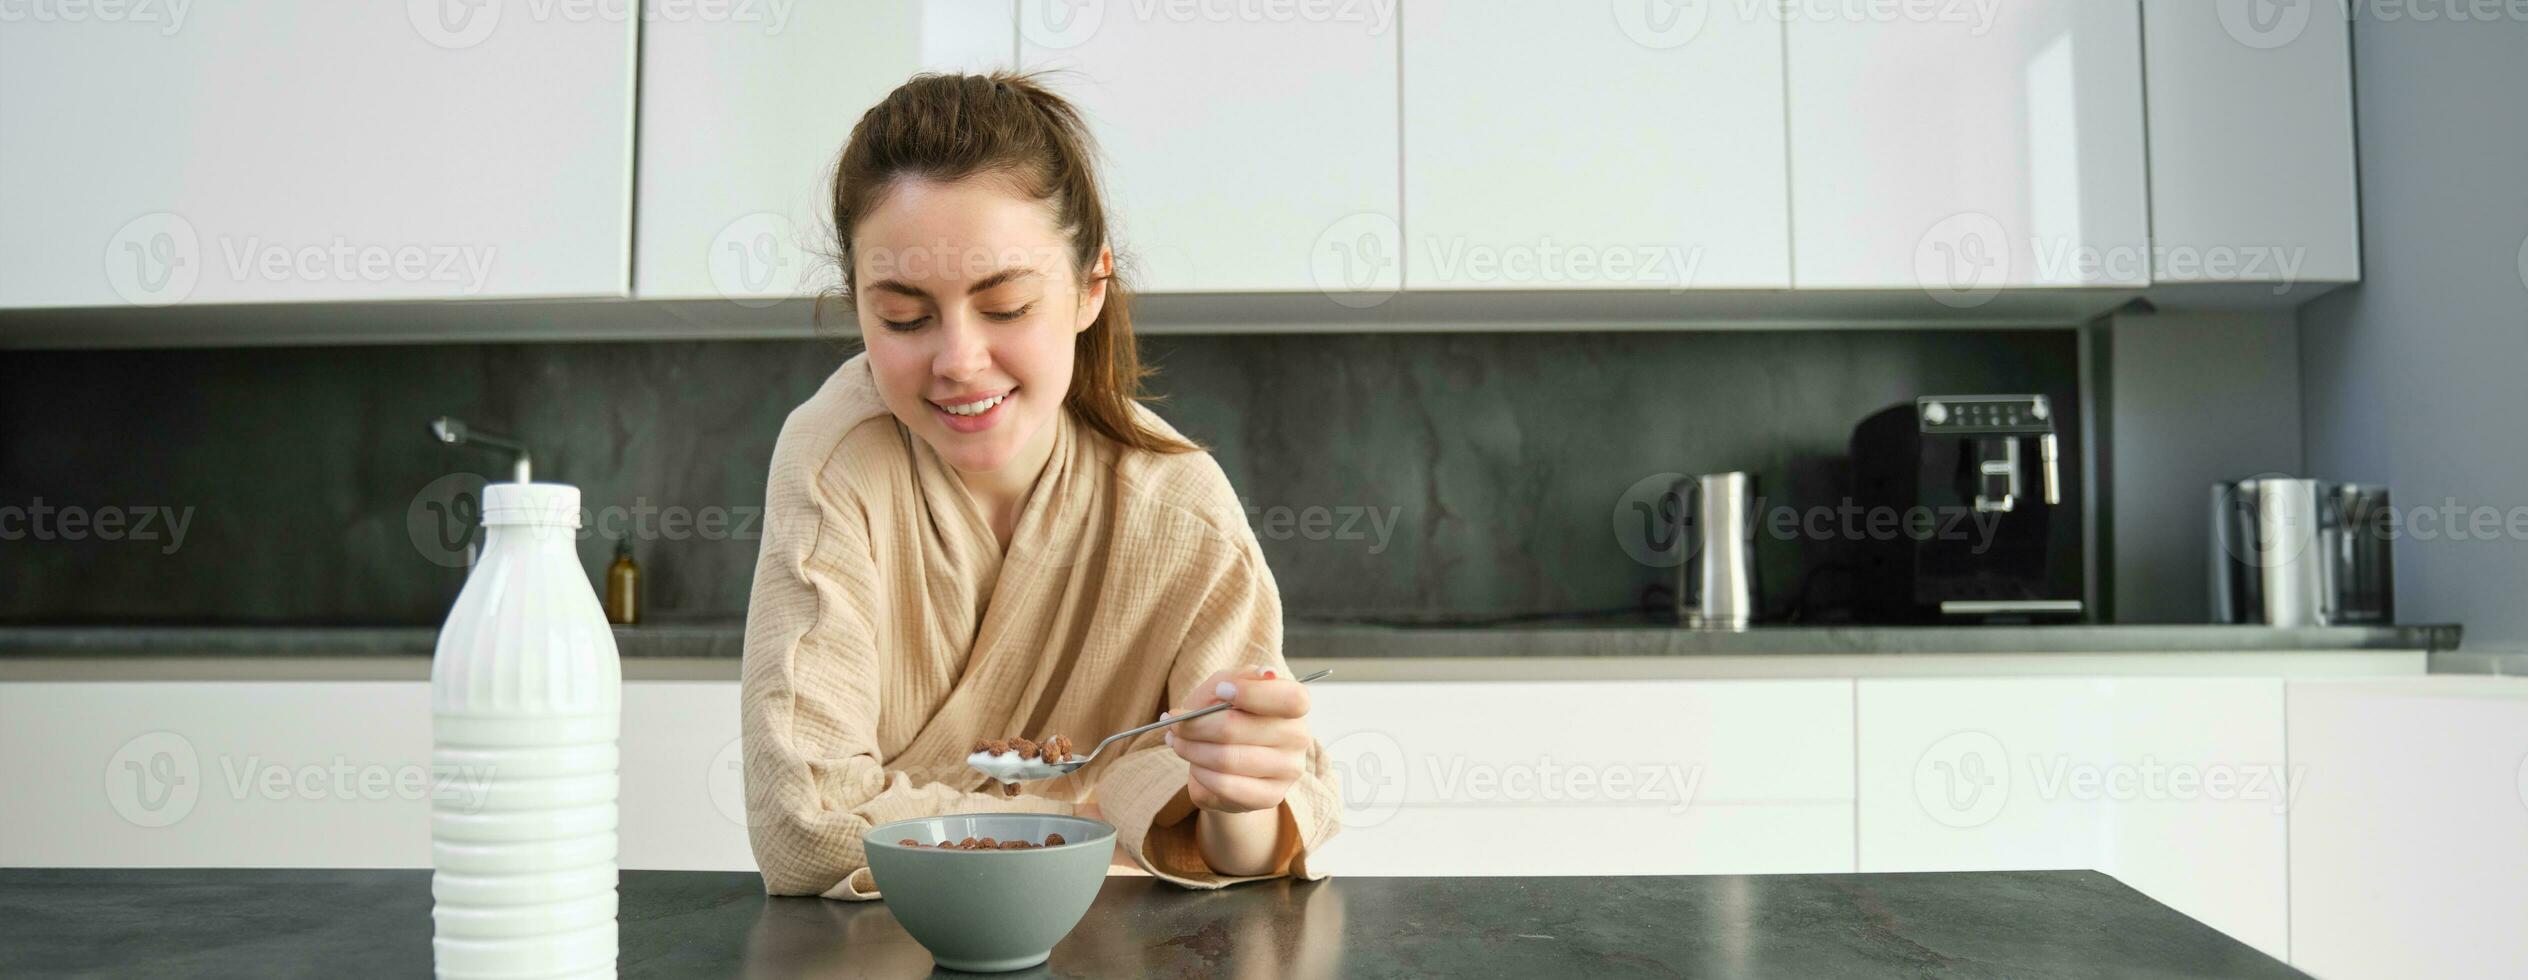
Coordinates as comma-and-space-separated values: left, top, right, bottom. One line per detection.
864, 813, 1117, 973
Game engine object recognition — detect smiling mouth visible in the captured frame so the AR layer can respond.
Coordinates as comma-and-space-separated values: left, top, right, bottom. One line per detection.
932, 389, 1012, 418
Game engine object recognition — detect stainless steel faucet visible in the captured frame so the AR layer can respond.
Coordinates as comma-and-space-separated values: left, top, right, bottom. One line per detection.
431, 416, 534, 484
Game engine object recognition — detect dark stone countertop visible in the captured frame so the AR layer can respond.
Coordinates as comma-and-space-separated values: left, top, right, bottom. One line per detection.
0, 621, 2461, 659
0, 868, 2303, 979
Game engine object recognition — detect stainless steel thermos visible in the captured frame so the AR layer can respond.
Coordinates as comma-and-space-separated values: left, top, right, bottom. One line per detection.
2209, 477, 2394, 626
1668, 472, 1759, 631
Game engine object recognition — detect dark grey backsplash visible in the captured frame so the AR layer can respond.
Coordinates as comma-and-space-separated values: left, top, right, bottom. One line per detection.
0, 330, 2076, 625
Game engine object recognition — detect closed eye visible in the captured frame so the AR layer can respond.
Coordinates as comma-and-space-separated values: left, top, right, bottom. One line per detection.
983, 303, 1036, 322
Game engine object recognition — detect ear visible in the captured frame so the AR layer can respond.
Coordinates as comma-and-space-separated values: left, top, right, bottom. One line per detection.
1074, 246, 1111, 335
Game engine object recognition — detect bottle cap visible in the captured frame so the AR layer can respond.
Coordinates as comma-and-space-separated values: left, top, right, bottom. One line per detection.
481, 482, 582, 528
614, 537, 633, 559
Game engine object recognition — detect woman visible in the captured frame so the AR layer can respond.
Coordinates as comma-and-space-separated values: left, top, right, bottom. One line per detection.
739, 71, 1341, 899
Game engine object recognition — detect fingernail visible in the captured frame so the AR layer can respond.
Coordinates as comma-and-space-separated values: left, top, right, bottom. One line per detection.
1216, 681, 1238, 701
1262, 668, 1278, 679
1164, 731, 1174, 746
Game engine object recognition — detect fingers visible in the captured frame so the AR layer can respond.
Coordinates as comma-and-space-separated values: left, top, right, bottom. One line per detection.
1169, 706, 1305, 748
1163, 732, 1306, 780
1185, 764, 1290, 813
1172, 664, 1309, 720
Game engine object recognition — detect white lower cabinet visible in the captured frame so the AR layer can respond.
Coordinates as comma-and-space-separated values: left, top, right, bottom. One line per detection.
1854, 678, 2291, 962
22, 670, 2525, 976
2285, 678, 2528, 980
1307, 680, 1856, 876
0, 681, 751, 872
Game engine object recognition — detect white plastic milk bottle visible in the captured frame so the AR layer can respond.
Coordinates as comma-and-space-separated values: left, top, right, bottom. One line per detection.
430, 483, 622, 979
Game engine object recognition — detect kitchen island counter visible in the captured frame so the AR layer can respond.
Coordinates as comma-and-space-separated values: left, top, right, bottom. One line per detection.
0, 867, 2304, 978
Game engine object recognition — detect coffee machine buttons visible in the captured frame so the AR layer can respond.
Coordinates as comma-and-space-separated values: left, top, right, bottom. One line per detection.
1923, 401, 1950, 425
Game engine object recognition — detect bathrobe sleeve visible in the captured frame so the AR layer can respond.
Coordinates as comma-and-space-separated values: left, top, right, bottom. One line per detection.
1090, 516, 1344, 891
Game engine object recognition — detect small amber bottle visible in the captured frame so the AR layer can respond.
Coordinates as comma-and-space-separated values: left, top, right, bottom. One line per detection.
603, 538, 640, 626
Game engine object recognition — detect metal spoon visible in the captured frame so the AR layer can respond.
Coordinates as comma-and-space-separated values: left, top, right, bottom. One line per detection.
967, 668, 1334, 783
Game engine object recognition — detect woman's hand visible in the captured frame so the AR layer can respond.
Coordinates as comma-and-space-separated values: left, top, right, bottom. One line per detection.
1162, 664, 1313, 813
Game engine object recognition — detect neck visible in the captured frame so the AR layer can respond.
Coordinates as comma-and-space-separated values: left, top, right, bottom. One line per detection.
953, 410, 1062, 546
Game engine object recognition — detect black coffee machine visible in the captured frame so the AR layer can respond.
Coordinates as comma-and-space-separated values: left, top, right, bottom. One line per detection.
1847, 395, 2084, 624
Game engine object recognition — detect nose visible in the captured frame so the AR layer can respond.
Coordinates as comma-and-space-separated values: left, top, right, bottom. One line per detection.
932, 310, 991, 383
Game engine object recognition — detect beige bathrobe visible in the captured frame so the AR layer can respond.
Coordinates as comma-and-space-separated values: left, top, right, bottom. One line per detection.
739, 354, 1341, 899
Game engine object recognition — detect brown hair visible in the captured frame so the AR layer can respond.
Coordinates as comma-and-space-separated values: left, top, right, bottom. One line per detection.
826, 71, 1195, 455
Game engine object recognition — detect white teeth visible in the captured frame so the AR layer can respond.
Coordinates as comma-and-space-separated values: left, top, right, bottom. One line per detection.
939, 394, 1006, 417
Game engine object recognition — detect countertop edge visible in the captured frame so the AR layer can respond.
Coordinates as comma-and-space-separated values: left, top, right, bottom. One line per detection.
0, 651, 2446, 683
0, 622, 2463, 662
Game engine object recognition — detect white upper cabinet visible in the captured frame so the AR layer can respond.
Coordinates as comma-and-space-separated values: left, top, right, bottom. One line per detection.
0, 4, 634, 308
1786, 1, 2150, 291
1402, 1, 1789, 290
635, 1, 1016, 303
1018, 0, 1401, 297
2140, 0, 2358, 284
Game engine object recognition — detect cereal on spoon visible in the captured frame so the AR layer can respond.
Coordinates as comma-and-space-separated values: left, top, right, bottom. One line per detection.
968, 735, 1079, 796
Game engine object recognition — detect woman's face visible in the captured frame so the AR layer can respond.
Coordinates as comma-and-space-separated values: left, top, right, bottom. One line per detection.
852, 177, 1105, 478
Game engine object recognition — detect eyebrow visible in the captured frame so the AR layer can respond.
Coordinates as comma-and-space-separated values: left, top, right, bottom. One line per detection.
866, 267, 1043, 300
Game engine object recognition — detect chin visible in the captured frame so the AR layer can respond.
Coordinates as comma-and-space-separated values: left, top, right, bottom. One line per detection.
932, 438, 1019, 474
